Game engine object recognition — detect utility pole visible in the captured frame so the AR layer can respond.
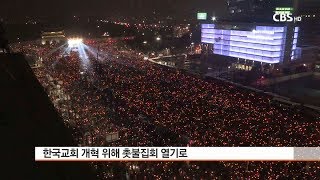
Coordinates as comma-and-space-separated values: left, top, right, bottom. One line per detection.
97, 44, 100, 61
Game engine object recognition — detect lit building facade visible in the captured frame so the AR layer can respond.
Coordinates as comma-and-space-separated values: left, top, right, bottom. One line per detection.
297, 0, 320, 47
41, 31, 66, 45
201, 23, 299, 64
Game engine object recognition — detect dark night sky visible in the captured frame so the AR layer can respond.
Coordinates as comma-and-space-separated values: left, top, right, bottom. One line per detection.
0, 0, 227, 19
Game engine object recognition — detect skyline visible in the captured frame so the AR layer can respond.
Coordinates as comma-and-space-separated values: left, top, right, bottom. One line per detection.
1, 0, 318, 22
0, 0, 227, 20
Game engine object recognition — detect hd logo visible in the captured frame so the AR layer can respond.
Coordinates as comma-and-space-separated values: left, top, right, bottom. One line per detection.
273, 7, 302, 23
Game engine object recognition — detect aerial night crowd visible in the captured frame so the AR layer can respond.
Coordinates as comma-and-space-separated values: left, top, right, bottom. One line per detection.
11, 39, 320, 179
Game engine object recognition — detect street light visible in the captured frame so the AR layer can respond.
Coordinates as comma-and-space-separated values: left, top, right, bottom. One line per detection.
190, 43, 195, 54
155, 37, 161, 51
143, 41, 147, 44
165, 48, 169, 55
211, 16, 217, 21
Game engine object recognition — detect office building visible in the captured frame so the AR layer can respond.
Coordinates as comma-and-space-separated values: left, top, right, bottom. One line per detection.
201, 23, 299, 64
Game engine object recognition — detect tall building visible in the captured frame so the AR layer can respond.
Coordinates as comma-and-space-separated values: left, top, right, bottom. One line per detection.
201, 23, 300, 64
297, 0, 320, 47
298, 0, 320, 15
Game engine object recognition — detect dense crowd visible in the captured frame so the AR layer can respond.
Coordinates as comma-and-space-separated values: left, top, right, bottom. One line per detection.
11, 39, 320, 179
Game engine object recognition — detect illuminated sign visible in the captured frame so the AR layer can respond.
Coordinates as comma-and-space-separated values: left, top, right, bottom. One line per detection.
273, 7, 302, 23
197, 13, 207, 20
274, 7, 294, 13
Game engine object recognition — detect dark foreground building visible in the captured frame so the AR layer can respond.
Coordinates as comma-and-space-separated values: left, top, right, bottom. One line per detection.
0, 53, 96, 180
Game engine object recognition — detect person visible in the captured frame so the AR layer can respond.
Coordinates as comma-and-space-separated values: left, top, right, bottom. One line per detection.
0, 21, 11, 53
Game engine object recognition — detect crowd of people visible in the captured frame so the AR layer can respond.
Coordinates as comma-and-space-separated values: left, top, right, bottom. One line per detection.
11, 39, 320, 179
